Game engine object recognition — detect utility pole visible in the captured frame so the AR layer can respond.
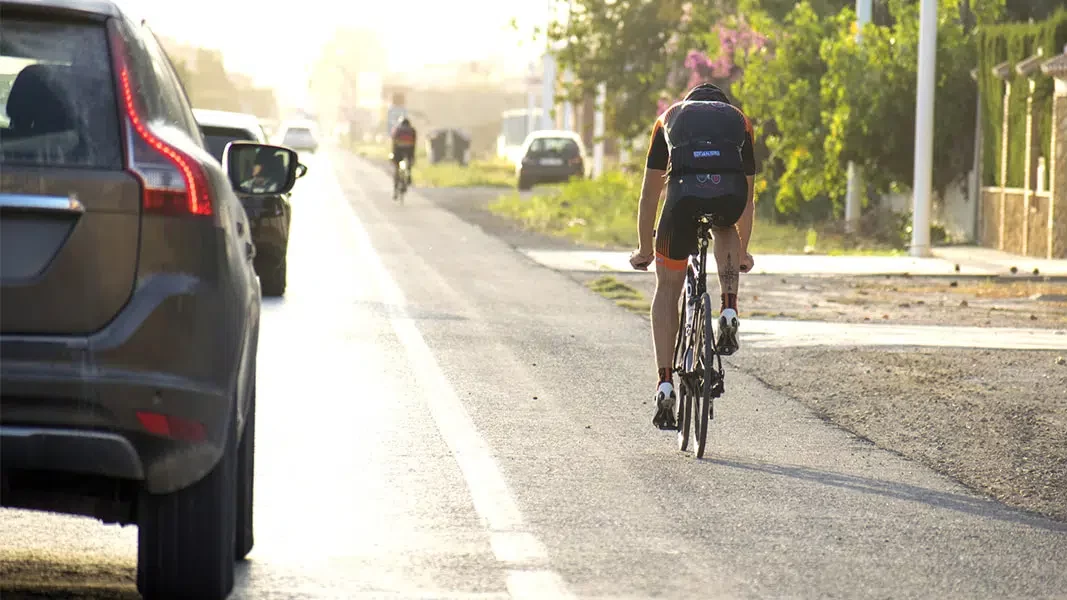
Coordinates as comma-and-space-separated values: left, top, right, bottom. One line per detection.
844, 0, 872, 233
562, 70, 575, 130
526, 62, 538, 139
910, 0, 938, 257
593, 82, 606, 177
542, 53, 556, 130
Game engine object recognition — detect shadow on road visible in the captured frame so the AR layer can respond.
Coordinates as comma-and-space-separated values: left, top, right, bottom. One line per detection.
708, 457, 1067, 533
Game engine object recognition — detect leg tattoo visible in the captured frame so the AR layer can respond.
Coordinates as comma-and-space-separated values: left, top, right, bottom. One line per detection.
724, 253, 739, 295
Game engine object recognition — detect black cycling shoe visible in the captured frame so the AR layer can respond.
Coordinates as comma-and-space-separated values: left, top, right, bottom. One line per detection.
652, 383, 677, 430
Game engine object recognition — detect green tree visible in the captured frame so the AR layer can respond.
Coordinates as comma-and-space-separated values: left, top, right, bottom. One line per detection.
738, 0, 1001, 215
547, 0, 705, 139
1004, 0, 1062, 22
736, 2, 836, 214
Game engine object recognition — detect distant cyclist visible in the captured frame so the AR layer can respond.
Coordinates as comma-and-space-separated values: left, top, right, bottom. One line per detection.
628, 82, 757, 430
391, 116, 417, 186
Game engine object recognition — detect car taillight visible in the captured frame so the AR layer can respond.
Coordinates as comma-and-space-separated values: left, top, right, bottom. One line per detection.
137, 411, 206, 442
109, 26, 211, 217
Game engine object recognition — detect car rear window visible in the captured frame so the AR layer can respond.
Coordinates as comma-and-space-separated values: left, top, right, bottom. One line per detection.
201, 126, 257, 162
283, 128, 314, 143
0, 18, 122, 169
529, 137, 580, 157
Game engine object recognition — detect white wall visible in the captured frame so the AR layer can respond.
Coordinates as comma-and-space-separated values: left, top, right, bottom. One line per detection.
881, 174, 975, 242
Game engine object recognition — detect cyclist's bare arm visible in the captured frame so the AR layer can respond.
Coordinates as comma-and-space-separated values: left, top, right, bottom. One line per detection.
637, 167, 667, 255
738, 176, 755, 250
737, 113, 758, 272
634, 119, 670, 262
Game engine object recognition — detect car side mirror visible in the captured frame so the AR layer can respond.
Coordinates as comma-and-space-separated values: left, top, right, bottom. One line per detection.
223, 141, 300, 195
296, 163, 308, 179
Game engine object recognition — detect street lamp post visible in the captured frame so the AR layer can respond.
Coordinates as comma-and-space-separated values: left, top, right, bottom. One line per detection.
844, 0, 872, 233
910, 0, 938, 257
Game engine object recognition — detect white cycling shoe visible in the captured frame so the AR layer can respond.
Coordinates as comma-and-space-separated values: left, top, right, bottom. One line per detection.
716, 308, 740, 356
652, 381, 677, 430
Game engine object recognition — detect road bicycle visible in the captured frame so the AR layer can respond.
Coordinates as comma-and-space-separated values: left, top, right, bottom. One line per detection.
671, 213, 726, 459
393, 159, 410, 203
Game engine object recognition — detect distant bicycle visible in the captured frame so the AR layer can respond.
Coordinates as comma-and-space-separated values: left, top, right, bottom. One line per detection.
393, 159, 410, 203
672, 213, 726, 459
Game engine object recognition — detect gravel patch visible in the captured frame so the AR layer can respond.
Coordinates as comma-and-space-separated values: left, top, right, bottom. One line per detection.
734, 347, 1067, 522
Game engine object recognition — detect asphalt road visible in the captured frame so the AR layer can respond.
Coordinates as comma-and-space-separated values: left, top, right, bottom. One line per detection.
2, 148, 1067, 599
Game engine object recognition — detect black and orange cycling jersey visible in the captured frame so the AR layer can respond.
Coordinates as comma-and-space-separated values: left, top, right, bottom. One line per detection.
646, 99, 755, 176
393, 128, 416, 148
646, 100, 758, 271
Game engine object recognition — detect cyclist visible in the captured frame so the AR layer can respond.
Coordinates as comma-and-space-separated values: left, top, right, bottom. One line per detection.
239, 150, 284, 193
391, 116, 417, 186
628, 82, 757, 430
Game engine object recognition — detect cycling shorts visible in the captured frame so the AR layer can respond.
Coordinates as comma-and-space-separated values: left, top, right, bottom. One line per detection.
391, 146, 414, 163
654, 173, 747, 272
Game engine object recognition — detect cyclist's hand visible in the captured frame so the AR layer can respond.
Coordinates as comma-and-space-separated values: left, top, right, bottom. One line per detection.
630, 249, 654, 271
740, 252, 754, 273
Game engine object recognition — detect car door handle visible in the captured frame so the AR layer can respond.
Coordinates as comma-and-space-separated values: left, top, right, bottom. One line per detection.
0, 193, 84, 214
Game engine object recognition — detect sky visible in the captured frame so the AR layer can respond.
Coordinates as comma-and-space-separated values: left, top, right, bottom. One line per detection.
115, 0, 552, 94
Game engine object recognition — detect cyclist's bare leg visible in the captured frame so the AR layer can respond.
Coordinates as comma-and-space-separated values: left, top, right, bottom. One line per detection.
712, 225, 741, 303
711, 225, 742, 353
651, 260, 686, 371
650, 259, 685, 428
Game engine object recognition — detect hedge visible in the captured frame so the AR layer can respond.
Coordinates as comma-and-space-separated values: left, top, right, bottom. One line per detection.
976, 10, 1067, 188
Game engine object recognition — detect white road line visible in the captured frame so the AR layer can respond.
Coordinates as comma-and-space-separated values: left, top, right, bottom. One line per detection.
319, 154, 574, 599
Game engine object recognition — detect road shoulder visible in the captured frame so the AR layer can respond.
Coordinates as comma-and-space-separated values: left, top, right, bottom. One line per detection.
417, 184, 1067, 524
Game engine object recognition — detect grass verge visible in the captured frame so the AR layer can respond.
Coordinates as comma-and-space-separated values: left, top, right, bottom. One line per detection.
490, 171, 904, 255
417, 159, 515, 188
586, 275, 650, 315
350, 141, 515, 188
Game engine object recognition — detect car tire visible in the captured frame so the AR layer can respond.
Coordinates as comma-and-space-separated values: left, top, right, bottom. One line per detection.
235, 378, 256, 561
518, 175, 533, 191
261, 260, 287, 297
136, 415, 238, 600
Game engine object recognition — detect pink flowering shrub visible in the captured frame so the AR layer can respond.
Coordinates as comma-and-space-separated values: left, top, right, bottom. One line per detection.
659, 22, 768, 114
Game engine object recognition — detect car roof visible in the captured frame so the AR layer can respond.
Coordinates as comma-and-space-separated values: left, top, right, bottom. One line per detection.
281, 120, 317, 131
193, 108, 263, 133
523, 130, 586, 149
528, 130, 583, 141
1, 0, 122, 19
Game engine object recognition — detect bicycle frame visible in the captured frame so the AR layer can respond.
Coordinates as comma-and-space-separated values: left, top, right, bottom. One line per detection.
671, 215, 727, 456
674, 216, 709, 372
673, 215, 724, 382
394, 160, 409, 196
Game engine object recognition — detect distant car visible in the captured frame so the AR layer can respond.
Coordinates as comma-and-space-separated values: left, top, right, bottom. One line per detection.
0, 2, 300, 598
275, 120, 319, 153
195, 108, 302, 296
516, 130, 589, 190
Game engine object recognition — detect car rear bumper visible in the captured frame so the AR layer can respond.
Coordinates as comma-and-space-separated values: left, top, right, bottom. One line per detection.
1, 273, 237, 496
521, 165, 584, 181
2, 426, 143, 480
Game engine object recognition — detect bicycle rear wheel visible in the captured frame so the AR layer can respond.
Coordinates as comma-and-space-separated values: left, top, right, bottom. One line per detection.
677, 377, 691, 451
693, 293, 714, 459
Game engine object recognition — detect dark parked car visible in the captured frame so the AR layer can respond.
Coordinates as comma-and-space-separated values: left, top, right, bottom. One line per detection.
195, 108, 305, 296
0, 1, 300, 598
428, 127, 471, 165
516, 130, 589, 190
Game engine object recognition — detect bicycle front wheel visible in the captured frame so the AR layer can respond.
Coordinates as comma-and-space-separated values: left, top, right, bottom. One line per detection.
693, 293, 715, 459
